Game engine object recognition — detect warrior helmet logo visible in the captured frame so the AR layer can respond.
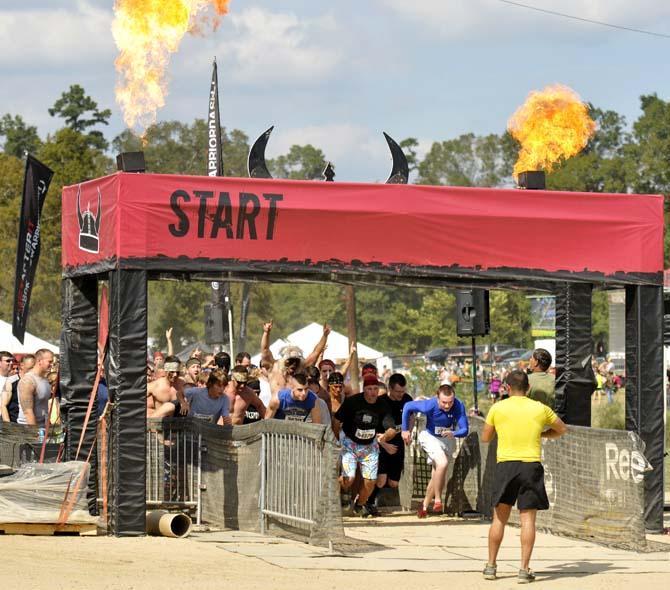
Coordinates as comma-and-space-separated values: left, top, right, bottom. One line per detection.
76, 185, 102, 253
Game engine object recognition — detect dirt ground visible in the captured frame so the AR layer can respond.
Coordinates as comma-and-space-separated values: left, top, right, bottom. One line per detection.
1, 516, 669, 590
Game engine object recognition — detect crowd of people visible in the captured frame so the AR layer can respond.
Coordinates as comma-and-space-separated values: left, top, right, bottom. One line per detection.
0, 336, 582, 580
0, 349, 60, 436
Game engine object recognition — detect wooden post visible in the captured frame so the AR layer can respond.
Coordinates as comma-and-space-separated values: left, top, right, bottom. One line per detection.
345, 285, 360, 392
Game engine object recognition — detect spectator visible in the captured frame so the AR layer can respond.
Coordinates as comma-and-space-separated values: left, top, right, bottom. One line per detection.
214, 351, 231, 375
261, 319, 330, 394
318, 359, 336, 392
235, 351, 251, 367
243, 379, 264, 423
306, 365, 332, 425
527, 348, 554, 407
0, 352, 14, 397
1, 352, 23, 422
183, 357, 201, 386
185, 370, 231, 425
17, 349, 54, 426
306, 365, 331, 414
604, 371, 616, 404
327, 371, 346, 429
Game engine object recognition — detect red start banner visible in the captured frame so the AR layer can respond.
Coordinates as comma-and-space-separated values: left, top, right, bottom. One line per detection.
61, 172, 664, 283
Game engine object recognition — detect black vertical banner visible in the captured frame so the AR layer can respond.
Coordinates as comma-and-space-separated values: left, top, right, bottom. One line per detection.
207, 57, 233, 353
12, 155, 54, 343
207, 58, 224, 176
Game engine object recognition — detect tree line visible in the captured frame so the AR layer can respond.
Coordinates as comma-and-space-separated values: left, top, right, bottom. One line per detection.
2, 85, 668, 354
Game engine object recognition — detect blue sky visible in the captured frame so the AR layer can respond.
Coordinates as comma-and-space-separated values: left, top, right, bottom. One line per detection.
1, 0, 670, 181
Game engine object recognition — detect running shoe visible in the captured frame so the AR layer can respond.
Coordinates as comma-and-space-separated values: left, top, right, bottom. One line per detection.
432, 500, 443, 514
352, 503, 363, 516
364, 502, 380, 517
360, 504, 377, 518
518, 569, 535, 584
482, 564, 497, 580
417, 505, 428, 519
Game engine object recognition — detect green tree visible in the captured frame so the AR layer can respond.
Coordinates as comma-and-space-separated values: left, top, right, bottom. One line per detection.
0, 153, 27, 321
417, 133, 513, 187
48, 84, 112, 150
488, 291, 533, 348
547, 107, 632, 193
628, 94, 670, 198
0, 114, 41, 157
113, 121, 249, 177
269, 144, 328, 180
26, 127, 113, 339
399, 137, 420, 173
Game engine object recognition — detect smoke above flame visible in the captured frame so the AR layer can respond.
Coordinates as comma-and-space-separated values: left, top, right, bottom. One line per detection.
112, 0, 229, 133
507, 84, 596, 180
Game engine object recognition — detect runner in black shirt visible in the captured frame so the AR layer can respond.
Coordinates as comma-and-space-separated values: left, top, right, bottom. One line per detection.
334, 375, 397, 517
366, 373, 413, 513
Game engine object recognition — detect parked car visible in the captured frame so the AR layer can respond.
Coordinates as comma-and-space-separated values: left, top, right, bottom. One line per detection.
494, 348, 527, 362
424, 347, 450, 364
504, 349, 533, 366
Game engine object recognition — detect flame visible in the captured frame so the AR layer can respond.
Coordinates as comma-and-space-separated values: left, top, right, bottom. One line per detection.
112, 0, 229, 133
507, 84, 596, 179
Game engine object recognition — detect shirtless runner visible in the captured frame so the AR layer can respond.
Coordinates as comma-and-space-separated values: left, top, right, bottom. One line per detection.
260, 320, 330, 394
147, 355, 189, 418
224, 365, 266, 425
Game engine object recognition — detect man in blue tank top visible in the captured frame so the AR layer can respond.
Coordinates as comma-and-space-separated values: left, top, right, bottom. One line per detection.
266, 372, 321, 423
401, 383, 468, 517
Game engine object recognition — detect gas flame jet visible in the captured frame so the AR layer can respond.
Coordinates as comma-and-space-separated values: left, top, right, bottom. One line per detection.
507, 84, 596, 180
112, 0, 229, 133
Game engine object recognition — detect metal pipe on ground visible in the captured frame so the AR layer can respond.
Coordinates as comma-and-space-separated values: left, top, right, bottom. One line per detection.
146, 510, 192, 538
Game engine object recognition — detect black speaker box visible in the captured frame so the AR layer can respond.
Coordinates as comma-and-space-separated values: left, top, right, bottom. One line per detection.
456, 289, 490, 337
204, 303, 226, 344
116, 151, 146, 173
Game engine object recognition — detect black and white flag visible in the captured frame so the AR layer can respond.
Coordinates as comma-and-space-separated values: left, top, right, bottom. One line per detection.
12, 155, 54, 343
207, 58, 223, 176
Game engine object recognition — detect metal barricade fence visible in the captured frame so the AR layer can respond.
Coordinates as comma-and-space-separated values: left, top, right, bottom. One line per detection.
259, 430, 324, 534
146, 418, 201, 521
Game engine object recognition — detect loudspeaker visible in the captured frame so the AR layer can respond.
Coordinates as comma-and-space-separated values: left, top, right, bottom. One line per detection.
456, 289, 490, 337
116, 151, 146, 173
204, 303, 226, 344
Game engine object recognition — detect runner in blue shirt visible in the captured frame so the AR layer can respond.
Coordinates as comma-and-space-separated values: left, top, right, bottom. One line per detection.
401, 383, 469, 518
266, 372, 321, 423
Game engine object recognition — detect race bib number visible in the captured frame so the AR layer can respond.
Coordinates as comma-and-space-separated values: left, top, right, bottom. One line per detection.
355, 428, 375, 440
284, 408, 308, 422
193, 413, 214, 423
286, 413, 307, 422
435, 426, 450, 436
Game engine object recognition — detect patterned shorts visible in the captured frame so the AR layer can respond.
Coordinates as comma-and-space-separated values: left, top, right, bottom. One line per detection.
341, 436, 379, 480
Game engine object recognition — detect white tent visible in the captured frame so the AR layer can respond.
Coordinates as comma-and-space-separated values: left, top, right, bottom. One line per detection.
0, 320, 59, 354
251, 322, 382, 366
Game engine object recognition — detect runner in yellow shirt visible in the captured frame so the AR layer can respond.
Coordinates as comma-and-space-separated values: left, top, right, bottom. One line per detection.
481, 369, 567, 584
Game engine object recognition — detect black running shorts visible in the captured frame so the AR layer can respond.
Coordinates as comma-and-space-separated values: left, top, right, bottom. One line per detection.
378, 445, 405, 482
491, 461, 549, 511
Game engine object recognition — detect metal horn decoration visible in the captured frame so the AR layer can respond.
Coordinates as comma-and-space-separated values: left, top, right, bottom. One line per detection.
322, 162, 335, 182
247, 125, 274, 179
247, 127, 409, 184
76, 184, 84, 230
383, 132, 409, 184
95, 187, 102, 234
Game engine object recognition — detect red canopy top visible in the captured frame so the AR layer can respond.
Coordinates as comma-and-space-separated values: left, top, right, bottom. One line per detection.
61, 172, 664, 286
